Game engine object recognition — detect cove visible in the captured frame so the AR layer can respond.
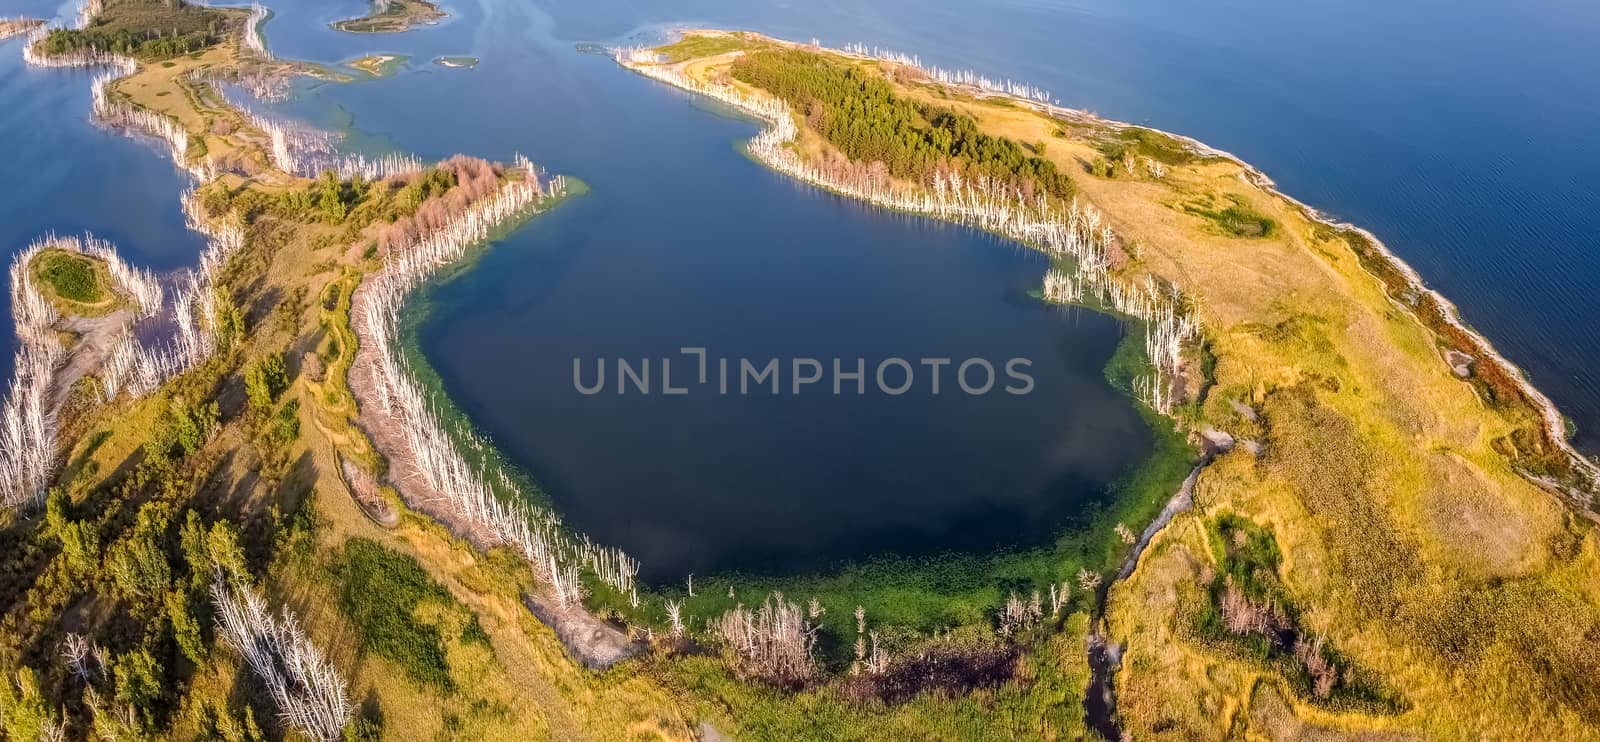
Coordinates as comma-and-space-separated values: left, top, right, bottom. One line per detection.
226, 1, 1157, 582
97, 0, 1600, 579
410, 154, 1152, 581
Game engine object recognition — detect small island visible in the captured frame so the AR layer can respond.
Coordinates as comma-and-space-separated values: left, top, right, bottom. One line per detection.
30, 248, 120, 318
434, 55, 477, 69
331, 0, 445, 34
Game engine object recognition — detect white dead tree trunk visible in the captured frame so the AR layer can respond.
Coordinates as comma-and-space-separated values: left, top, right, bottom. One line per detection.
617, 50, 1201, 421
839, 42, 1054, 103
665, 599, 684, 638
211, 572, 353, 741
243, 4, 271, 60
351, 163, 643, 608
0, 242, 64, 509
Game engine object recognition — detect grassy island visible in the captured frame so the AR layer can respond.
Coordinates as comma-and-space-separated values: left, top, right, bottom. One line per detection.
331, 0, 445, 34
349, 53, 406, 77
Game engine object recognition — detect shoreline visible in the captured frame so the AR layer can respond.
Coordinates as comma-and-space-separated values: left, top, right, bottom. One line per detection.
344, 174, 647, 669
628, 30, 1598, 500
0, 18, 43, 40
613, 33, 1600, 734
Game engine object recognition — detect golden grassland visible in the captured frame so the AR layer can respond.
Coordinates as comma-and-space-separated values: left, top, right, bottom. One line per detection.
349, 54, 405, 77
648, 31, 1600, 740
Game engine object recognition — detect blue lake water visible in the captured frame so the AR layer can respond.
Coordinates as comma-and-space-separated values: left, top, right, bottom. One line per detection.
4, 0, 1598, 578
0, 27, 208, 382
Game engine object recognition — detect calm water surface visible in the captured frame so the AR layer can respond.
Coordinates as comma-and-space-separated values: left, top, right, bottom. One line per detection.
5, 0, 1598, 577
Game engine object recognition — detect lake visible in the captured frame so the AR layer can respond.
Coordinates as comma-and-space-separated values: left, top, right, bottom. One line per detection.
5, 0, 1597, 579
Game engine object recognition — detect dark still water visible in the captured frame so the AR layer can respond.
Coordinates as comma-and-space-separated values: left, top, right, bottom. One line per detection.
8, 0, 1600, 576
416, 163, 1149, 580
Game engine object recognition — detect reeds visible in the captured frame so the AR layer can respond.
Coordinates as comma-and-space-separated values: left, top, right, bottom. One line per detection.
714, 593, 819, 683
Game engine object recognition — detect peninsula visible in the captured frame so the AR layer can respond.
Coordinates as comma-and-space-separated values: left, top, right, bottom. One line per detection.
0, 17, 43, 40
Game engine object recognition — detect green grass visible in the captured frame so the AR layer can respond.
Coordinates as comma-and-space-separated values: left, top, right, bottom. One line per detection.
1187, 513, 1409, 715
33, 250, 105, 305
336, 538, 460, 689
331, 0, 442, 33
1097, 126, 1204, 166
657, 34, 751, 62
652, 614, 1095, 741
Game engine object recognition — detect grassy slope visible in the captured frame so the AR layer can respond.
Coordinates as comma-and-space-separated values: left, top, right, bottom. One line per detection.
648, 32, 1600, 740
4, 17, 708, 741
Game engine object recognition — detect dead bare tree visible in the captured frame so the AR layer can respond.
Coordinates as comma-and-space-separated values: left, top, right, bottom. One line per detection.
715, 593, 819, 685
211, 572, 352, 741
